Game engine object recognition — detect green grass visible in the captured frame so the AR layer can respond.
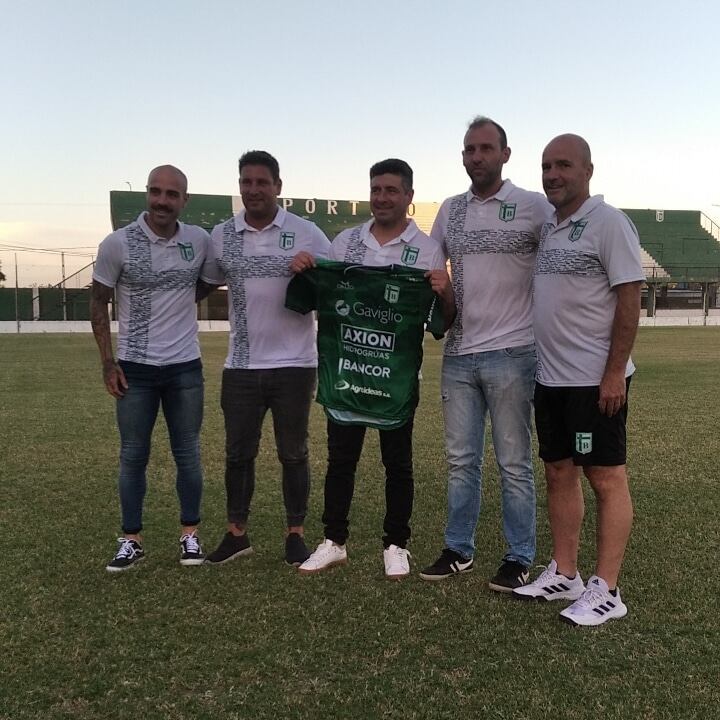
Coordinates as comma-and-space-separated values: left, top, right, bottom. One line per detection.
1, 328, 718, 719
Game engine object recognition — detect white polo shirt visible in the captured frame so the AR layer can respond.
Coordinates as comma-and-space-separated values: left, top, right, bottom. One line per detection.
431, 180, 552, 355
533, 195, 645, 387
93, 213, 209, 366
202, 207, 331, 369
330, 218, 445, 270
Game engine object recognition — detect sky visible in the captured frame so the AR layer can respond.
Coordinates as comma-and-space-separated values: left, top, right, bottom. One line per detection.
1, 0, 719, 285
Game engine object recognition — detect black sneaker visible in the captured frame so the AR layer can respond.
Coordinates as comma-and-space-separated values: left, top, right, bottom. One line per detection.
205, 532, 253, 564
285, 533, 311, 566
489, 560, 530, 593
419, 548, 473, 581
106, 538, 145, 573
179, 532, 205, 566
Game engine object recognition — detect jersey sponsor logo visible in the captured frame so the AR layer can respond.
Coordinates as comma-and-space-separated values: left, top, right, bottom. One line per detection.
336, 280, 354, 290
384, 284, 400, 303
575, 432, 592, 454
353, 302, 402, 325
178, 243, 195, 262
338, 357, 391, 378
279, 231, 295, 249
341, 324, 395, 352
335, 300, 351, 316
349, 383, 390, 398
499, 203, 517, 222
569, 220, 588, 242
334, 380, 351, 390
401, 245, 419, 265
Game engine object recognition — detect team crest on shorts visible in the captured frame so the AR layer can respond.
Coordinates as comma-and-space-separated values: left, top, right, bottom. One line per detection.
569, 220, 588, 242
178, 243, 195, 262
575, 432, 592, 454
401, 245, 419, 265
384, 284, 400, 303
279, 231, 295, 250
499, 203, 517, 222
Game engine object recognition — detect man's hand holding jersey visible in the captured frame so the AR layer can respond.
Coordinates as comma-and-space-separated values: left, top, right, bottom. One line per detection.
290, 251, 316, 273
425, 268, 456, 330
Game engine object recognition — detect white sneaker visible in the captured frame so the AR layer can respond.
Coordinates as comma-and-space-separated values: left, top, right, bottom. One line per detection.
512, 559, 585, 602
383, 544, 411, 580
298, 539, 348, 575
559, 575, 628, 626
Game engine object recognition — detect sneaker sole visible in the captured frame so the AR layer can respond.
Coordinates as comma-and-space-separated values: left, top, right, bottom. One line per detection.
297, 557, 348, 575
513, 589, 584, 602
419, 567, 473, 582
560, 603, 628, 627
180, 557, 206, 566
106, 556, 145, 573
204, 547, 254, 565
385, 571, 410, 581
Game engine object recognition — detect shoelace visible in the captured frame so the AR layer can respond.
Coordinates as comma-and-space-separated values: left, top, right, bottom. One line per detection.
183, 534, 201, 553
531, 565, 557, 585
575, 586, 606, 608
115, 538, 138, 558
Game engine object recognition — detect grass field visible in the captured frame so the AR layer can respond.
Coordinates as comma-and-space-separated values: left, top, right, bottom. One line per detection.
1, 328, 719, 719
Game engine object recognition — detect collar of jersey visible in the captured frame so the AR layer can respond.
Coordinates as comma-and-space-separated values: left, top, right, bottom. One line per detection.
137, 212, 182, 245
465, 179, 515, 205
234, 206, 287, 233
552, 194, 605, 229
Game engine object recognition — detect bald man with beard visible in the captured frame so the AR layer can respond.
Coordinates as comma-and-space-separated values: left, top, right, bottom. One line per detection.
91, 165, 211, 572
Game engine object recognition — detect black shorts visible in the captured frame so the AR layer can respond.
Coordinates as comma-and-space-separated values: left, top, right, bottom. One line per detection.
534, 377, 631, 467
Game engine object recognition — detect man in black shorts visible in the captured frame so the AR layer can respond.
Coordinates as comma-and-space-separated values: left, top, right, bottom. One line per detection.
512, 134, 644, 626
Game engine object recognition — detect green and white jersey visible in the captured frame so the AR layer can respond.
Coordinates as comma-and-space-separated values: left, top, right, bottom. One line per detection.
285, 259, 444, 429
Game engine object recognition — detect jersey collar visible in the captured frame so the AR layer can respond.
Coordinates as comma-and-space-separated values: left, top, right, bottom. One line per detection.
234, 205, 287, 233
551, 194, 604, 229
137, 212, 182, 245
465, 179, 515, 205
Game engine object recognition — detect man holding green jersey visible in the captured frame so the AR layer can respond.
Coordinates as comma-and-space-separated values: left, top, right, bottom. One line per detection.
290, 159, 454, 580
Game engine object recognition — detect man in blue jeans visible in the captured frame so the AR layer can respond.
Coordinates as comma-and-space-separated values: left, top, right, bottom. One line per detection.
91, 164, 210, 572
420, 117, 552, 590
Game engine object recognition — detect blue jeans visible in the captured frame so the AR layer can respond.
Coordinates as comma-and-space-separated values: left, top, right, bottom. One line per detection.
442, 345, 536, 565
116, 359, 204, 534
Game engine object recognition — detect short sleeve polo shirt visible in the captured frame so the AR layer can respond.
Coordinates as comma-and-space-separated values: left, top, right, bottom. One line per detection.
533, 195, 645, 387
330, 218, 446, 270
202, 207, 331, 369
93, 213, 210, 366
431, 181, 552, 355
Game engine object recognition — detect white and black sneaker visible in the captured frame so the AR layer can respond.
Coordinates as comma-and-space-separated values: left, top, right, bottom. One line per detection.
488, 560, 530, 593
179, 532, 205, 566
513, 559, 585, 602
560, 575, 628, 626
419, 548, 473, 581
106, 537, 145, 572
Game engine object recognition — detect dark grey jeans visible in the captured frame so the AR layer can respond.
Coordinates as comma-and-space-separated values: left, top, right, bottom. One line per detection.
221, 367, 316, 527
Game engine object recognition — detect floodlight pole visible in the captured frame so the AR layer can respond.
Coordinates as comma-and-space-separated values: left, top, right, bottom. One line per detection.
14, 253, 19, 334
61, 252, 67, 321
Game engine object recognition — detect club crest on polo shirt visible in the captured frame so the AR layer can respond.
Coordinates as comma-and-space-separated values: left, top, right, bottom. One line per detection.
279, 231, 295, 250
401, 245, 419, 265
575, 432, 592, 454
384, 284, 400, 304
569, 220, 588, 242
178, 243, 195, 262
499, 203, 517, 222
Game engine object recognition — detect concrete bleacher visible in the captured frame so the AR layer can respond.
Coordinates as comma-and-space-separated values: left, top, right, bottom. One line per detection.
624, 210, 720, 282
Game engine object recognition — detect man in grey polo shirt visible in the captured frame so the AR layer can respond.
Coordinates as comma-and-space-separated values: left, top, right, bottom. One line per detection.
91, 164, 210, 572
420, 116, 552, 591
513, 134, 643, 627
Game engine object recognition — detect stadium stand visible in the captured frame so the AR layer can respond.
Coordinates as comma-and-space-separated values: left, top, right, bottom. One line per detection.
624, 210, 720, 282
